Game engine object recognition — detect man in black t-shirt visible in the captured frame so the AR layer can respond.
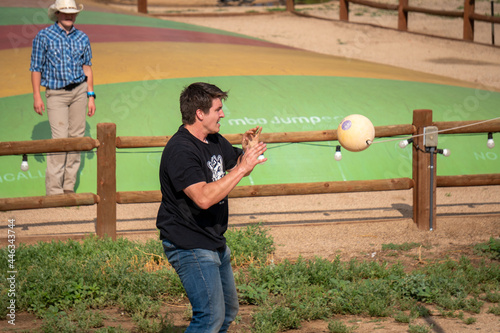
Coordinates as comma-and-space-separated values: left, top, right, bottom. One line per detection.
157, 82, 267, 332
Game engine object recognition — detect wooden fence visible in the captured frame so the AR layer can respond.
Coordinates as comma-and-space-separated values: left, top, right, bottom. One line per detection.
137, 0, 499, 44
294, 0, 500, 43
1, 109, 500, 245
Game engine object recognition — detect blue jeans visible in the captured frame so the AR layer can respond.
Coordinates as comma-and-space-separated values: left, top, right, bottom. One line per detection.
162, 240, 239, 333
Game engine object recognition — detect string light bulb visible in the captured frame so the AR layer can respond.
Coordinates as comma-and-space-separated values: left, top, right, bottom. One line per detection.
398, 138, 413, 149
20, 154, 29, 171
487, 132, 495, 149
334, 145, 342, 161
439, 148, 451, 157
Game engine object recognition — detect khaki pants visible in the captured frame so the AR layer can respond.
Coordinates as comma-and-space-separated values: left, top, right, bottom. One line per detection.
45, 82, 88, 195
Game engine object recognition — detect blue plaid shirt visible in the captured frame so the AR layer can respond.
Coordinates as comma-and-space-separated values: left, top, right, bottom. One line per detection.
30, 23, 92, 90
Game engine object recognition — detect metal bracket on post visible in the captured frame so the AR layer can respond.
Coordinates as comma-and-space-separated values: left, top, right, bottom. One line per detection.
423, 126, 438, 231
423, 126, 438, 148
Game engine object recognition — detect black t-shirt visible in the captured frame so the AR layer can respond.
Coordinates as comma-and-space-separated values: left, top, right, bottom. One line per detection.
156, 125, 243, 251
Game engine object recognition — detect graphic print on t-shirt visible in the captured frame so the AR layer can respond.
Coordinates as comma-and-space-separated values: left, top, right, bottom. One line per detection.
207, 155, 224, 182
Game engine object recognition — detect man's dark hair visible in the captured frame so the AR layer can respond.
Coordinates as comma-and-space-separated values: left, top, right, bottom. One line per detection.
180, 82, 228, 125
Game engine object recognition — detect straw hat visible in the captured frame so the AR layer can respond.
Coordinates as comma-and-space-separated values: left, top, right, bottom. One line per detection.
48, 0, 84, 22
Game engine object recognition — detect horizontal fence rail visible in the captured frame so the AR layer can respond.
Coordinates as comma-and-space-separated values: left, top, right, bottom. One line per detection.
0, 193, 99, 211
115, 125, 416, 149
0, 137, 99, 156
295, 0, 499, 44
433, 120, 500, 134
437, 174, 500, 187
135, 0, 498, 43
0, 110, 499, 245
116, 178, 415, 204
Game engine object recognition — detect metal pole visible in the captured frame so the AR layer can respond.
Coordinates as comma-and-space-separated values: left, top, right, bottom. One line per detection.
428, 147, 435, 231
492, 1, 495, 45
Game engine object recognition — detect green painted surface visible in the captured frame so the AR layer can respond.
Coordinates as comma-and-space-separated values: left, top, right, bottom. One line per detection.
1, 76, 499, 198
0, 7, 260, 39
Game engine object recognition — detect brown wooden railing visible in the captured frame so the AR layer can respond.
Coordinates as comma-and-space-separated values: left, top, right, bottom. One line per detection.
1, 109, 499, 245
137, 0, 500, 44
294, 0, 500, 43
137, 0, 499, 44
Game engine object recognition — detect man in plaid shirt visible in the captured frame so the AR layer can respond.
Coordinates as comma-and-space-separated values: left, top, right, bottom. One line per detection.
30, 0, 96, 196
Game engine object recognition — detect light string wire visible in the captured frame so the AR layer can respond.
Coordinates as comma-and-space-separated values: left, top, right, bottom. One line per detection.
20, 143, 292, 158
371, 116, 500, 145
16, 116, 500, 158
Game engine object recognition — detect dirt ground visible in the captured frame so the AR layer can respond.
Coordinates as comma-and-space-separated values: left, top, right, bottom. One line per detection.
2, 187, 500, 332
2, 0, 500, 332
104, 0, 500, 91
3, 186, 500, 332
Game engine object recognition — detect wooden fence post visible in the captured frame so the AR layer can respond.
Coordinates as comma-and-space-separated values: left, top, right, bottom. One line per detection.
96, 123, 117, 240
463, 0, 475, 41
286, 0, 294, 12
340, 0, 349, 21
138, 0, 148, 14
412, 110, 436, 230
398, 0, 408, 31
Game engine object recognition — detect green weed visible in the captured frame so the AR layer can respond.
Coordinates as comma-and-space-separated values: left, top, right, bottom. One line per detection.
328, 319, 358, 333
252, 305, 302, 333
488, 304, 500, 316
474, 237, 500, 259
462, 316, 477, 325
266, 8, 286, 12
295, 0, 331, 4
408, 323, 432, 333
485, 291, 500, 303
40, 303, 105, 332
132, 312, 175, 333
226, 223, 275, 266
382, 242, 424, 251
0, 226, 498, 331
393, 311, 412, 323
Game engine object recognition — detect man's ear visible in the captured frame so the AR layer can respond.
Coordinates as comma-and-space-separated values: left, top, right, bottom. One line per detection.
195, 109, 205, 121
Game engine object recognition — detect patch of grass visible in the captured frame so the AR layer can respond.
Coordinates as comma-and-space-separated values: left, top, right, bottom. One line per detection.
237, 249, 498, 332
235, 279, 269, 305
3, 236, 182, 318
266, 8, 286, 12
252, 305, 302, 332
462, 316, 477, 325
0, 225, 277, 330
295, 0, 331, 4
394, 311, 412, 323
40, 303, 106, 332
132, 312, 174, 333
382, 242, 424, 252
408, 323, 432, 333
94, 327, 128, 332
226, 223, 275, 266
488, 304, 500, 316
485, 291, 500, 303
0, 226, 499, 331
474, 237, 500, 259
328, 319, 358, 333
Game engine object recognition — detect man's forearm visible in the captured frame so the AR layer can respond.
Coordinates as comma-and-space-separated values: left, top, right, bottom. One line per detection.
184, 142, 266, 209
83, 65, 94, 92
184, 163, 249, 210
31, 71, 42, 97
